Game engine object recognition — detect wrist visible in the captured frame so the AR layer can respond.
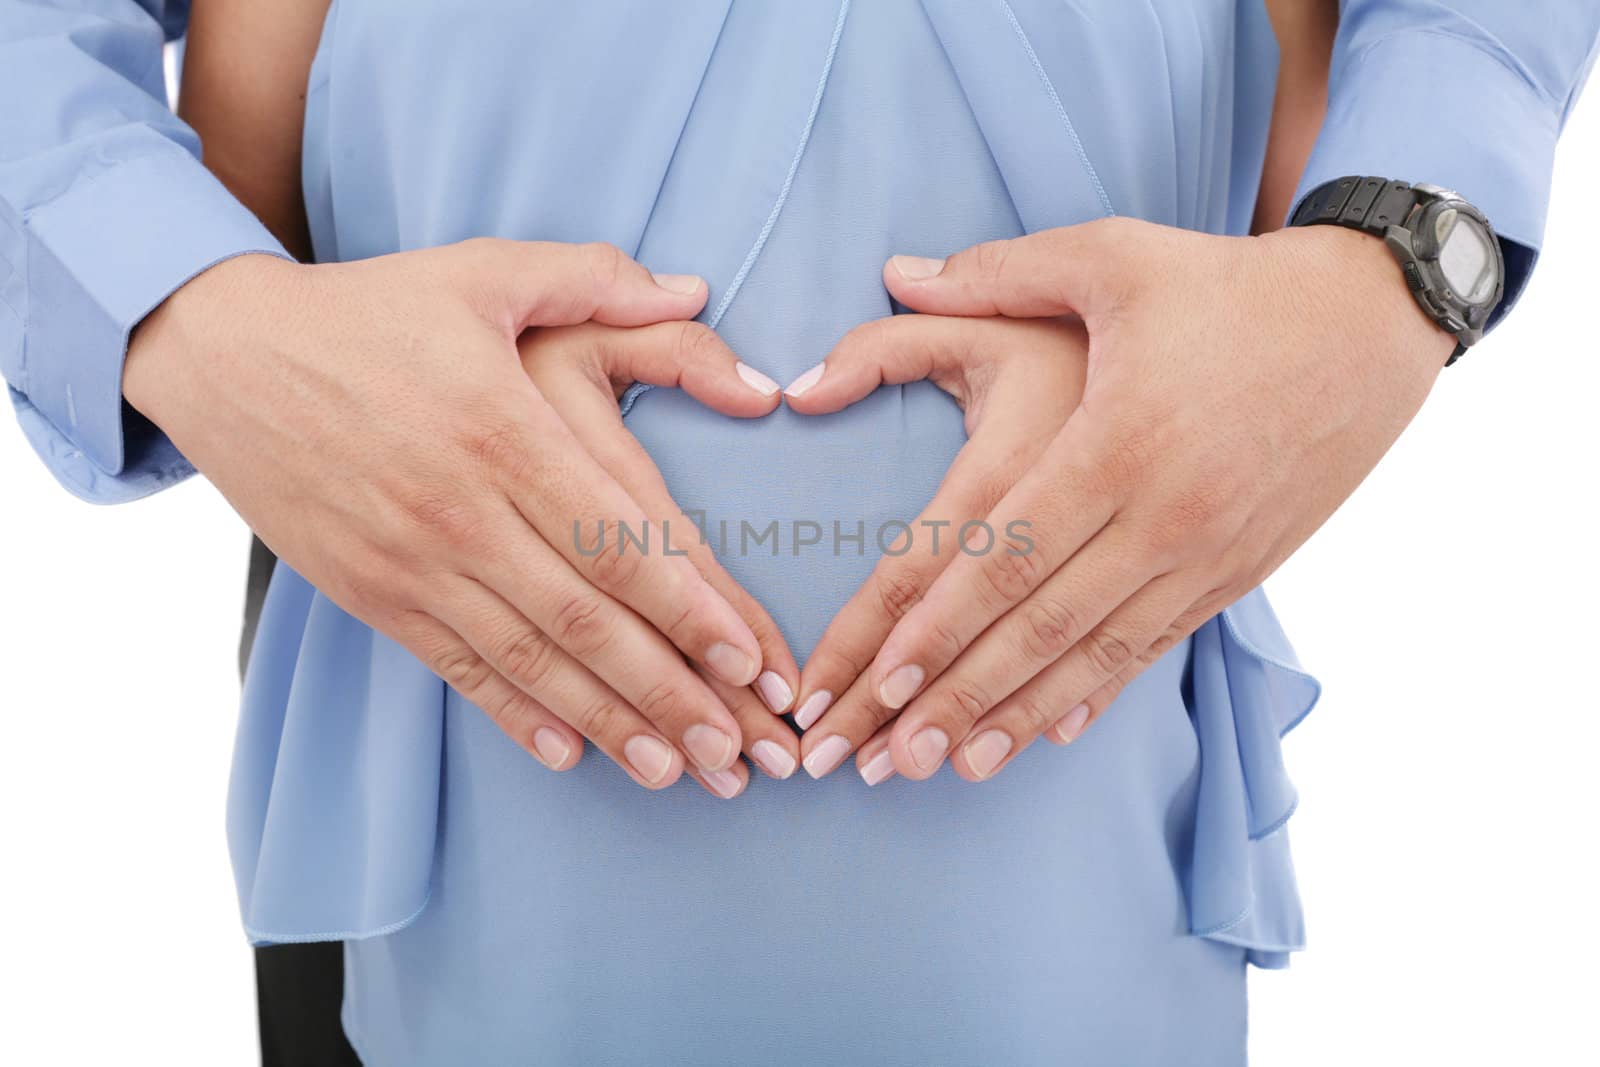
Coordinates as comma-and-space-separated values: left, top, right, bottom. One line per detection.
1266, 224, 1456, 373
124, 252, 303, 432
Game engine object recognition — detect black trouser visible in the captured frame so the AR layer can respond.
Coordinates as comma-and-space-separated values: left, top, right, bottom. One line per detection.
243, 537, 362, 1067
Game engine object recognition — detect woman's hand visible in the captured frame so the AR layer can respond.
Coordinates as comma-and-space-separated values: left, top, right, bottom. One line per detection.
520, 321, 803, 793
126, 239, 783, 795
782, 314, 1089, 781
798, 219, 1450, 784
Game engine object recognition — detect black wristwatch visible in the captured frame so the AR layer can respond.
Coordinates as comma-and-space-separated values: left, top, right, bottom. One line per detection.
1291, 176, 1505, 365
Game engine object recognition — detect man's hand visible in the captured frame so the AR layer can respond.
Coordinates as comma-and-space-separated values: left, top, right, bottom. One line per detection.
800, 219, 1451, 783
780, 314, 1088, 782
125, 240, 788, 796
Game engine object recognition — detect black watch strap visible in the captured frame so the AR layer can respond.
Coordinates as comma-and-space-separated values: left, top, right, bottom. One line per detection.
1291, 176, 1421, 236
1292, 176, 1470, 365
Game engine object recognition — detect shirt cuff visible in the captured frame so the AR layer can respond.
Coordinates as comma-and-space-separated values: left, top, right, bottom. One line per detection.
1293, 28, 1560, 325
1, 136, 289, 504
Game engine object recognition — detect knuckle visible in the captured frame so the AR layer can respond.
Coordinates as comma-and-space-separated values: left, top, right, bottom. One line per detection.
873, 569, 925, 623
981, 544, 1046, 605
582, 241, 628, 290
918, 613, 967, 671
969, 239, 1012, 284
398, 489, 485, 550
633, 678, 691, 729
944, 679, 994, 725
1082, 627, 1135, 677
587, 527, 648, 590
832, 695, 896, 736
568, 693, 626, 741
549, 594, 612, 657
332, 568, 387, 623
1097, 423, 1158, 490
455, 235, 501, 267
846, 316, 896, 356
481, 690, 539, 741
461, 421, 536, 482
1009, 691, 1058, 738
672, 320, 721, 366
1015, 596, 1082, 664
1089, 215, 1141, 246
491, 626, 560, 692
1161, 484, 1224, 533
430, 644, 493, 694
810, 638, 872, 683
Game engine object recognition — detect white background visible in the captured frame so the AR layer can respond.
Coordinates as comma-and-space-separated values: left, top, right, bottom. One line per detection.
2, 69, 1597, 1067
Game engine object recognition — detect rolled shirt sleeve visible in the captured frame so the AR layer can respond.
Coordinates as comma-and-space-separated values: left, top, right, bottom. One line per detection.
0, 0, 289, 504
1295, 0, 1600, 325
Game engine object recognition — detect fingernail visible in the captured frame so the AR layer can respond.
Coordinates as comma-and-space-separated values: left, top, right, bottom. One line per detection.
755, 671, 794, 714
803, 735, 852, 779
963, 729, 1013, 780
783, 362, 826, 398
793, 690, 833, 731
736, 361, 781, 397
877, 664, 925, 710
532, 727, 572, 770
624, 735, 674, 784
651, 272, 703, 294
908, 726, 949, 772
683, 723, 736, 771
752, 739, 797, 779
1055, 703, 1091, 744
705, 642, 758, 687
701, 767, 744, 799
890, 255, 946, 280
859, 748, 896, 787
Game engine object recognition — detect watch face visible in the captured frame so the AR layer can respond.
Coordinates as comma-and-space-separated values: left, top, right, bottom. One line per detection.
1433, 207, 1499, 305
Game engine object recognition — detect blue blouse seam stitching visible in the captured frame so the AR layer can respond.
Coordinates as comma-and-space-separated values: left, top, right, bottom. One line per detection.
706, 0, 852, 330
624, 0, 850, 418
996, 0, 1115, 218
1191, 902, 1255, 938
242, 889, 433, 945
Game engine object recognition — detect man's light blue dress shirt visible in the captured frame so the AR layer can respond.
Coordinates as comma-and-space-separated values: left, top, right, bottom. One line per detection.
3, 0, 1596, 1061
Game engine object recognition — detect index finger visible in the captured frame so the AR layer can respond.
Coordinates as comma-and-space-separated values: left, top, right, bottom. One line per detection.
862, 416, 1118, 711
490, 390, 764, 688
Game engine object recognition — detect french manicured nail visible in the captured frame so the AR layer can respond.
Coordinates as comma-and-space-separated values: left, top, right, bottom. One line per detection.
683, 723, 736, 771
624, 735, 674, 784
793, 690, 832, 731
651, 272, 703, 294
532, 727, 572, 770
963, 729, 1013, 780
878, 664, 924, 710
736, 361, 781, 397
755, 671, 794, 714
803, 735, 851, 779
705, 642, 758, 687
908, 726, 949, 772
752, 739, 797, 779
784, 362, 826, 398
701, 767, 744, 798
859, 749, 896, 787
891, 255, 946, 280
1055, 703, 1091, 744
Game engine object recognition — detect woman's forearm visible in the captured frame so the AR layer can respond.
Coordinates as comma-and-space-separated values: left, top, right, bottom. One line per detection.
179, 0, 333, 260
1254, 0, 1339, 233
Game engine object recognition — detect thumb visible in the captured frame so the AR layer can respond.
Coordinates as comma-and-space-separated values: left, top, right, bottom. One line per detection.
882, 218, 1137, 320
782, 314, 990, 415
462, 238, 710, 333
598, 321, 782, 419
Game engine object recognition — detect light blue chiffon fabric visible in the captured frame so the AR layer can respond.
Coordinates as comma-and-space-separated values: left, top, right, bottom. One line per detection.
231, 0, 1322, 1059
